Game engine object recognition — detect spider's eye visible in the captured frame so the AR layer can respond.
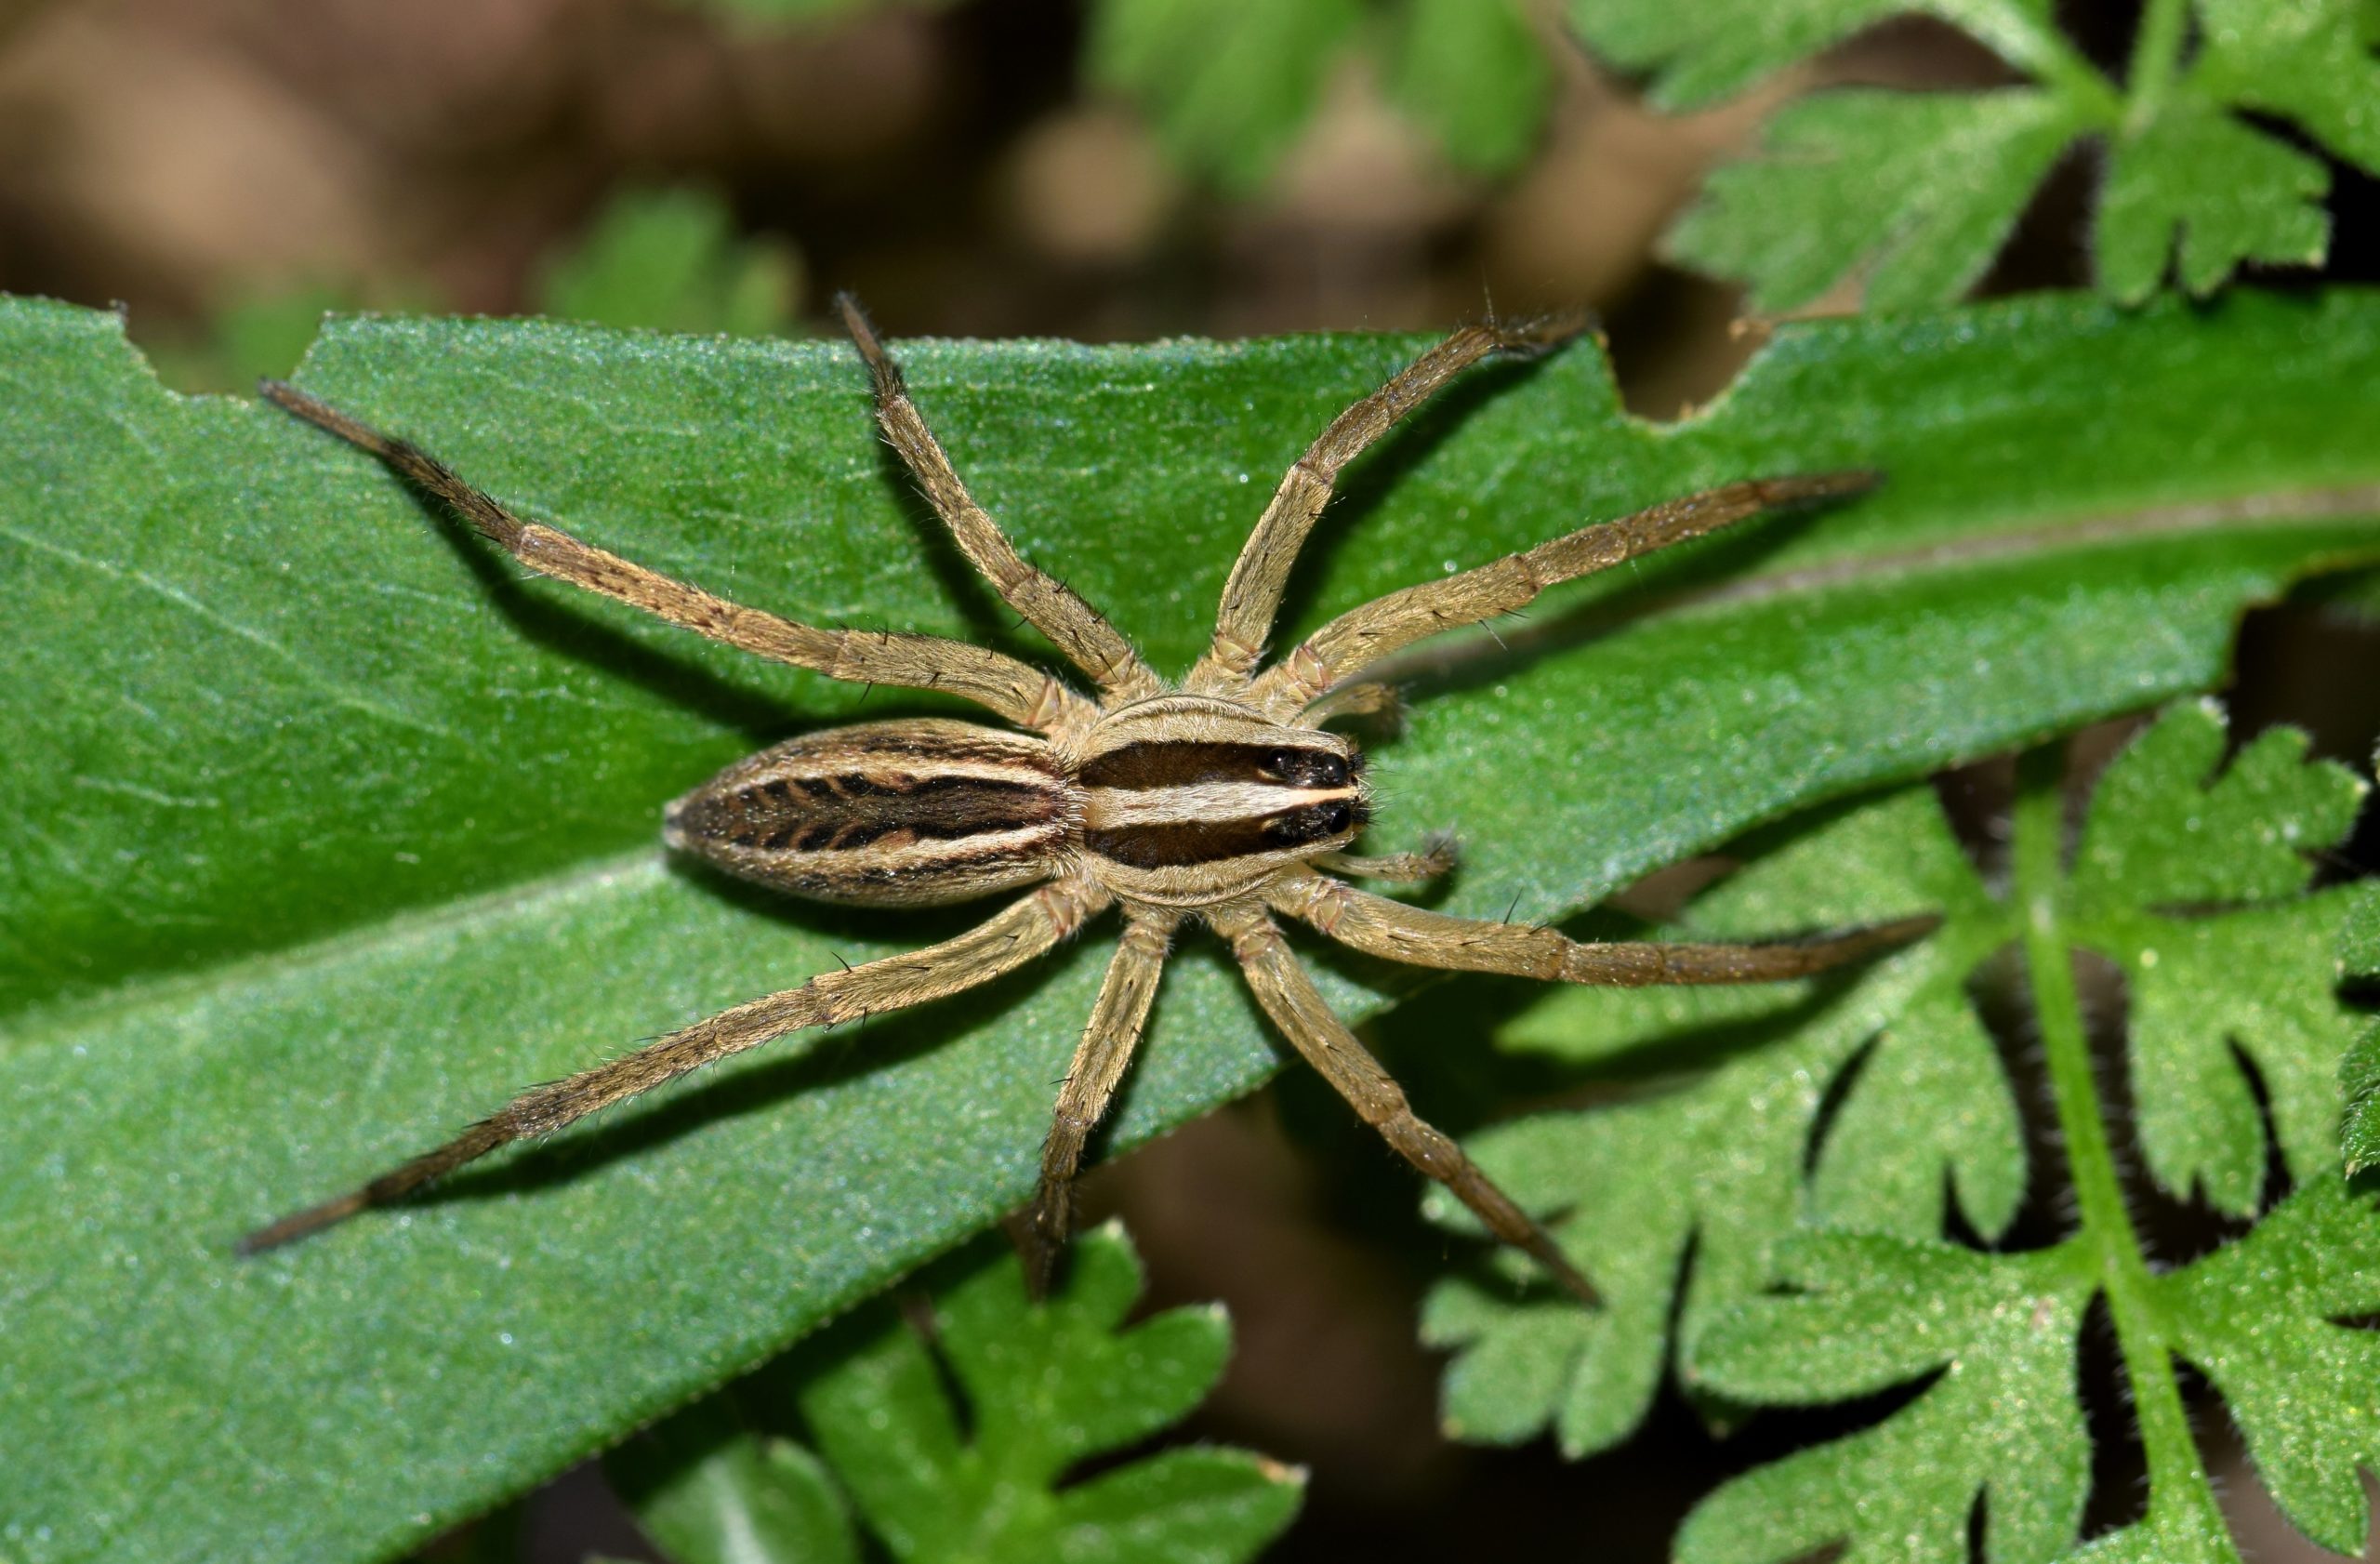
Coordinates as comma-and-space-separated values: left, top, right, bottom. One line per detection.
1264, 747, 1349, 789
1263, 799, 1359, 847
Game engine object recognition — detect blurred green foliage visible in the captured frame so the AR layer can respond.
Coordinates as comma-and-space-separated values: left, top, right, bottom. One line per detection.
537, 187, 802, 337
1086, 0, 1548, 189
1082, 0, 2380, 308
1589, 0, 2380, 310
149, 187, 800, 394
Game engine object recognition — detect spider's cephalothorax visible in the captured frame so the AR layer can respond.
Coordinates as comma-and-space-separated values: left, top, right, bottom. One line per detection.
245, 297, 1927, 1306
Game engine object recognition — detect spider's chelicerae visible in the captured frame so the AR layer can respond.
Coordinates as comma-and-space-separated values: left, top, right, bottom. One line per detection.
245, 297, 1927, 1304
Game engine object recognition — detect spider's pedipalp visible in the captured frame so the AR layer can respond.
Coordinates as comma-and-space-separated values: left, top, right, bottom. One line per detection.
1188, 311, 1593, 695
1314, 834, 1459, 885
240, 880, 1110, 1254
1301, 680, 1406, 733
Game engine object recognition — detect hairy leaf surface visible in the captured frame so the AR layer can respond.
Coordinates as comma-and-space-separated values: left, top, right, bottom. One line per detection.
2346, 862, 2380, 1174
1682, 1237, 2093, 1564
6, 290, 2380, 1562
1422, 788, 2018, 1454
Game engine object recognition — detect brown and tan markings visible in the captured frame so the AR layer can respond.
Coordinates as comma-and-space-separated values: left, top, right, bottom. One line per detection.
244, 298, 1926, 1305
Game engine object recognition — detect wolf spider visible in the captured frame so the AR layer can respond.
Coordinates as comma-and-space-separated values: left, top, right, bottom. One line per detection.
245, 297, 1921, 1306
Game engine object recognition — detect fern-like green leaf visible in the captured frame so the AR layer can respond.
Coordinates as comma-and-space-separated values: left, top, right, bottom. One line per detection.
1421, 788, 2017, 1456
2094, 100, 2331, 303
1429, 703, 2379, 1561
1668, 88, 2083, 314
2156, 1180, 2380, 1555
2341, 865, 2380, 1176
610, 1397, 859, 1564
1569, 0, 1980, 111
608, 1226, 1298, 1564
1590, 0, 2380, 308
837, 1226, 1296, 1560
2071, 706, 2369, 1211
1682, 1237, 2092, 1564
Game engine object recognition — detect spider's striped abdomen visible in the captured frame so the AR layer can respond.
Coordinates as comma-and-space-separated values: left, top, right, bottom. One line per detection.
666, 719, 1075, 906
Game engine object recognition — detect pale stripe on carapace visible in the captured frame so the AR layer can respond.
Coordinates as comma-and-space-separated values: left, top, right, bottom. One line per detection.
1079, 737, 1365, 870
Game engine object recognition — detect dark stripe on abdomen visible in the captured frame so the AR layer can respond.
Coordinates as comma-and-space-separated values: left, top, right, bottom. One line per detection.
699, 773, 1062, 854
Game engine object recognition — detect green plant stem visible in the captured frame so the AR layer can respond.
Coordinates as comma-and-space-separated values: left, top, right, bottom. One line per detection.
1966, 3, 2122, 120
2122, 0, 2192, 128
2011, 747, 2204, 1501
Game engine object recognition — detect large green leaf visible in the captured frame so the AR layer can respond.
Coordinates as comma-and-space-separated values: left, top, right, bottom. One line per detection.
5, 287, 2380, 1564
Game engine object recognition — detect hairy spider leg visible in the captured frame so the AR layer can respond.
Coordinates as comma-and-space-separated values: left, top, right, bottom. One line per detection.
1269, 870, 1940, 986
241, 881, 1110, 1253
259, 379, 1092, 734
1250, 472, 1877, 720
1189, 310, 1593, 692
836, 293, 1159, 703
1213, 904, 1602, 1307
1315, 836, 1460, 884
1022, 910, 1175, 1296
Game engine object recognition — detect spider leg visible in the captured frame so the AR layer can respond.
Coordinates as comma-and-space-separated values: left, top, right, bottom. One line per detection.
1022, 909, 1177, 1297
1314, 834, 1458, 884
1211, 904, 1598, 1307
1269, 871, 1937, 986
260, 382, 1088, 734
240, 880, 1111, 1254
1188, 311, 1591, 694
835, 294, 1159, 703
1249, 472, 1875, 719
